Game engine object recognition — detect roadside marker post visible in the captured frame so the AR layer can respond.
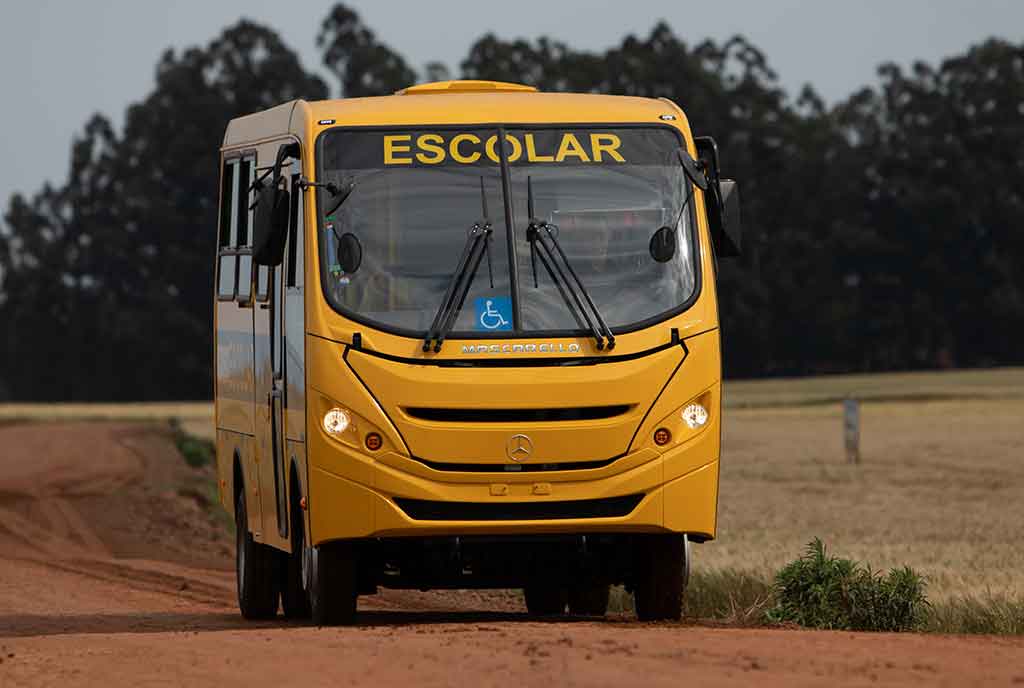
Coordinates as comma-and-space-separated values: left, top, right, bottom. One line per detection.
844, 397, 861, 464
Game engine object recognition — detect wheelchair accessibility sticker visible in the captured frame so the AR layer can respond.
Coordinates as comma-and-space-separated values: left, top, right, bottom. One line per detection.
474, 297, 513, 331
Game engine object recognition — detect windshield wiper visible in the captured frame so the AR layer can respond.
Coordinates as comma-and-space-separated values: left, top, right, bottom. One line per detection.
422, 177, 495, 353
525, 176, 615, 351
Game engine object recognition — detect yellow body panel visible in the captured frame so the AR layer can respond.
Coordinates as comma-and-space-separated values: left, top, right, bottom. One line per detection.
215, 82, 724, 552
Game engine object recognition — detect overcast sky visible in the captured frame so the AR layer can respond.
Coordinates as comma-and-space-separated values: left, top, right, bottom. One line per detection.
1, 0, 1021, 216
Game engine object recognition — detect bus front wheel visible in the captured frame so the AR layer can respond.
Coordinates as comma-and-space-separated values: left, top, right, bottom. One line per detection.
235, 488, 279, 619
633, 534, 690, 622
309, 541, 358, 626
280, 496, 311, 619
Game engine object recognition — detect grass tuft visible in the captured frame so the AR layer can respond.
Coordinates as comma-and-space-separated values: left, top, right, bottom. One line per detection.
607, 585, 634, 614
766, 538, 929, 631
926, 594, 1024, 635
686, 567, 774, 625
169, 417, 215, 468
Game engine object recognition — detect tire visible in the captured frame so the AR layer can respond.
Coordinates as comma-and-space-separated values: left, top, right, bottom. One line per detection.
633, 534, 689, 622
309, 541, 358, 626
568, 583, 610, 616
279, 495, 311, 619
523, 584, 567, 616
235, 488, 280, 620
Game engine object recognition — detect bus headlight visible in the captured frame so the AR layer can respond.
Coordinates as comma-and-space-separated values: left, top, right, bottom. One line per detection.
317, 395, 388, 453
681, 403, 708, 429
323, 407, 351, 435
647, 389, 714, 450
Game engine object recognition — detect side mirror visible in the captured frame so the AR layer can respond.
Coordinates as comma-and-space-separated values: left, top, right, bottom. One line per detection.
253, 185, 289, 266
253, 143, 298, 267
716, 180, 742, 257
694, 136, 742, 258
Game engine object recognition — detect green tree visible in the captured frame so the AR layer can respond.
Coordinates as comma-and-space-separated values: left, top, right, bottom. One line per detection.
0, 21, 326, 400
833, 40, 1024, 369
318, 4, 417, 97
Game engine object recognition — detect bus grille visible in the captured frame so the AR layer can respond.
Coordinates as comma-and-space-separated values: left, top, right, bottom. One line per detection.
392, 494, 644, 521
403, 405, 632, 423
412, 456, 620, 472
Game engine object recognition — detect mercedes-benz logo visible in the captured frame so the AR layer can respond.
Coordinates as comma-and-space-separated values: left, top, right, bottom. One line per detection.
505, 434, 533, 462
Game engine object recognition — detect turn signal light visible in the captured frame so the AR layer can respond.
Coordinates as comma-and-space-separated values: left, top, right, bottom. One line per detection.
653, 428, 672, 446
365, 432, 383, 451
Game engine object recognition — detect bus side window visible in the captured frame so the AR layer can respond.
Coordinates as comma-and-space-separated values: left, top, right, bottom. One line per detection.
287, 168, 303, 289
216, 159, 239, 301
236, 156, 254, 303
254, 156, 270, 303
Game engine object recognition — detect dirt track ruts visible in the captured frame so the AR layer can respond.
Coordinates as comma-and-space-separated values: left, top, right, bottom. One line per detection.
1, 422, 1021, 687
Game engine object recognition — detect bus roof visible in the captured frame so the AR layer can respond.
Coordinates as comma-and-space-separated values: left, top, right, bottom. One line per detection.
222, 81, 690, 149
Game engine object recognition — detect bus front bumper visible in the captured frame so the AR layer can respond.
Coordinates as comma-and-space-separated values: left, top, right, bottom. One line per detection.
306, 417, 719, 543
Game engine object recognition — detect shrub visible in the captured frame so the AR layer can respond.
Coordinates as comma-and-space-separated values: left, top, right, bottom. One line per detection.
767, 538, 929, 632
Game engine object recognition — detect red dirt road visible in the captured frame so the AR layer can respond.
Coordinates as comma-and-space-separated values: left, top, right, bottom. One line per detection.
1, 422, 1022, 687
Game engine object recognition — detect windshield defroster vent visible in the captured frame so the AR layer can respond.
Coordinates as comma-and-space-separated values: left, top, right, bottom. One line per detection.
404, 405, 631, 423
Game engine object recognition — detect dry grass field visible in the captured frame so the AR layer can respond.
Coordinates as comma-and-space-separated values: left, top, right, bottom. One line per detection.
711, 401, 1024, 597
2, 367, 1021, 602
712, 368, 1024, 601
0, 401, 213, 440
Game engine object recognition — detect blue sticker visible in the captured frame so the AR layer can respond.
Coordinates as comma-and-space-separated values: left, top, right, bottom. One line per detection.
474, 296, 513, 331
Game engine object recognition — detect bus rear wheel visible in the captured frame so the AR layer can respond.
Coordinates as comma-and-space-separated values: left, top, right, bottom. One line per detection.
568, 583, 610, 616
235, 488, 279, 619
633, 534, 689, 621
309, 541, 358, 626
523, 584, 567, 616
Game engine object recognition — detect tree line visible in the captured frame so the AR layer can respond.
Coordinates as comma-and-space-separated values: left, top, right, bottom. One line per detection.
2, 4, 1022, 400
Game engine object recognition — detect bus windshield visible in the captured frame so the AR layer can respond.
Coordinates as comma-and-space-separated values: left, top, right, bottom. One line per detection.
316, 126, 698, 338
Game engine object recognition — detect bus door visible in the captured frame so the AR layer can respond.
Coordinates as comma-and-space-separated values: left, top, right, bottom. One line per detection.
253, 145, 296, 542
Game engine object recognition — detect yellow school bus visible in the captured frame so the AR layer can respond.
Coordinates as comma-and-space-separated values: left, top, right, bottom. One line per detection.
213, 80, 741, 625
